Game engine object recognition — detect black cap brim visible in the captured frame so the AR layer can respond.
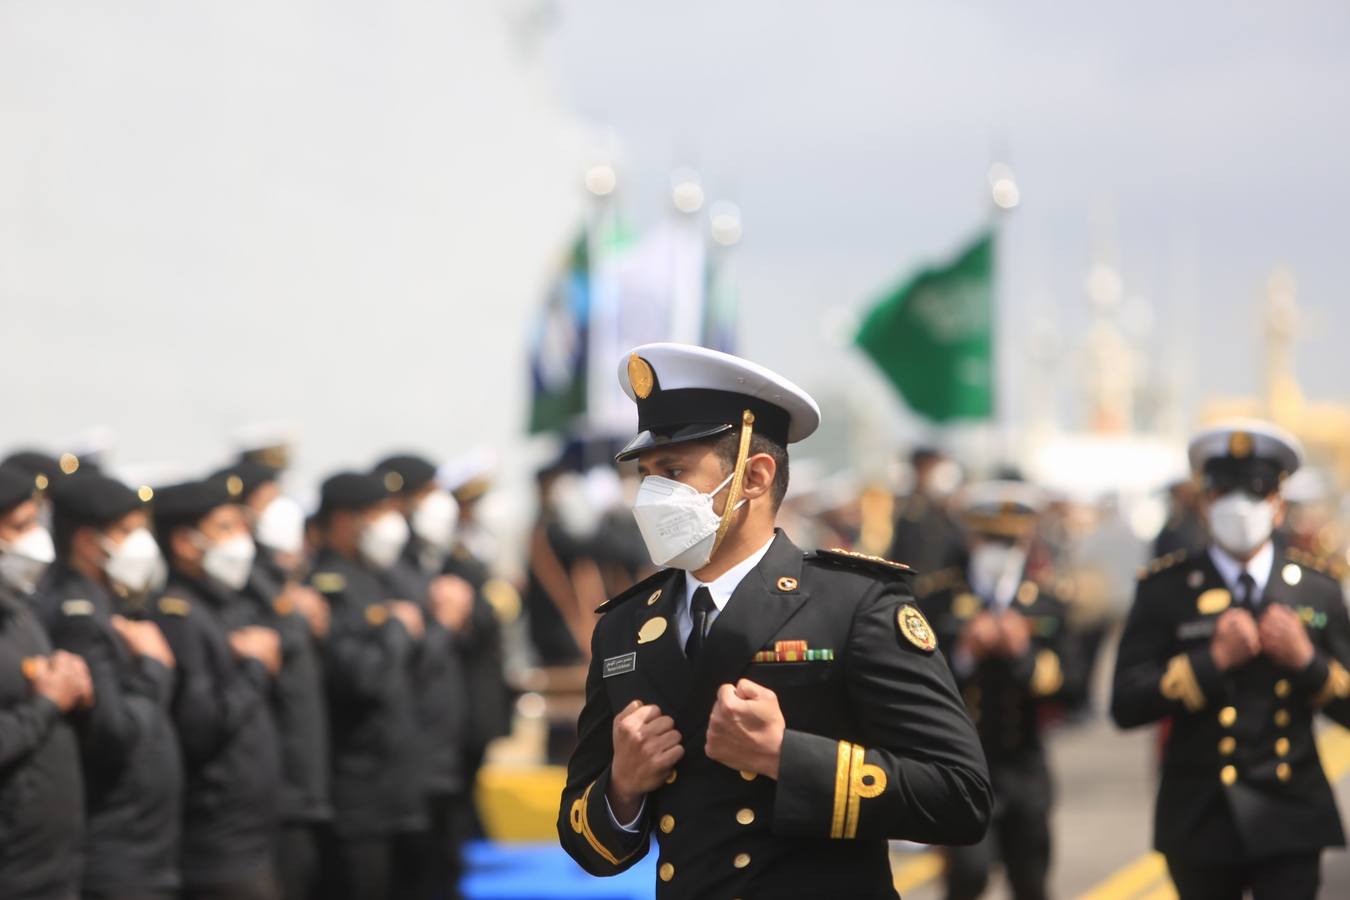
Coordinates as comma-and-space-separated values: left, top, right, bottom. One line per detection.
615, 423, 735, 463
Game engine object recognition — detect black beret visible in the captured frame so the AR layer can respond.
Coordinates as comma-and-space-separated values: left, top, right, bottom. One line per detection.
213, 460, 280, 501
153, 475, 237, 532
319, 471, 391, 516
0, 465, 37, 513
2, 449, 60, 478
372, 454, 437, 495
47, 470, 143, 525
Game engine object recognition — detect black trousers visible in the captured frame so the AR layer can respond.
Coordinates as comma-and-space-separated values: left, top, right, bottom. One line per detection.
391, 793, 464, 900
322, 836, 393, 900
945, 764, 1051, 900
180, 873, 281, 900
276, 823, 323, 900
1166, 852, 1321, 900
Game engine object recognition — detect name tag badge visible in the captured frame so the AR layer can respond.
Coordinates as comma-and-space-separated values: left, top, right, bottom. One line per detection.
1177, 620, 1216, 641
603, 652, 637, 678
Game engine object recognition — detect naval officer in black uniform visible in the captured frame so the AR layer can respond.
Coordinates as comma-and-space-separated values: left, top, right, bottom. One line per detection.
917, 481, 1073, 900
557, 343, 991, 898
1112, 419, 1350, 899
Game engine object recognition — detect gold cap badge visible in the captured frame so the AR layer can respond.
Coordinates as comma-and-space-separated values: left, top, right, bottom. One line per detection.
1229, 431, 1253, 458
628, 354, 655, 400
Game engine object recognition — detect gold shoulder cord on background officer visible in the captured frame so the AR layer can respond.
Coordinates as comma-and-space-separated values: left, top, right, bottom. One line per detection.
1111, 419, 1350, 900
557, 342, 991, 899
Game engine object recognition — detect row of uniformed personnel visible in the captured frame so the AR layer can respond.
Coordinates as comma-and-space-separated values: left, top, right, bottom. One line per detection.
0, 451, 510, 900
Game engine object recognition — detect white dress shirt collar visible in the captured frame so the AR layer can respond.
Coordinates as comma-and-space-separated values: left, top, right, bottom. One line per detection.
675, 534, 777, 647
1208, 541, 1275, 602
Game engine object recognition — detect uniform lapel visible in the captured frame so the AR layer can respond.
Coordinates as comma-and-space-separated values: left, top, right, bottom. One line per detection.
631, 568, 692, 714
680, 531, 809, 728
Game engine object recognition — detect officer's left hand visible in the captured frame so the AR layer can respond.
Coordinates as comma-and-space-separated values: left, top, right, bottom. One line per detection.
1259, 604, 1314, 670
706, 679, 786, 780
996, 611, 1032, 659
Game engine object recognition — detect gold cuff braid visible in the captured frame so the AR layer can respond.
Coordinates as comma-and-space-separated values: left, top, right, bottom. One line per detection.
1314, 660, 1350, 708
1160, 653, 1206, 712
830, 741, 888, 839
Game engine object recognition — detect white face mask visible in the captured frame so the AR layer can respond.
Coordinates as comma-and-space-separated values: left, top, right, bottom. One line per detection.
1208, 492, 1277, 557
256, 495, 306, 556
197, 533, 257, 592
359, 510, 409, 571
968, 542, 1026, 600
631, 472, 744, 571
411, 489, 458, 552
103, 528, 163, 595
0, 525, 56, 595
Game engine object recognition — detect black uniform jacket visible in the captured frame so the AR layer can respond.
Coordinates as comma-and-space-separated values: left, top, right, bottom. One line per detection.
0, 583, 83, 900
41, 565, 182, 893
151, 573, 282, 886
241, 560, 332, 826
384, 552, 468, 797
1112, 546, 1350, 863
443, 544, 513, 754
308, 549, 427, 838
557, 532, 991, 899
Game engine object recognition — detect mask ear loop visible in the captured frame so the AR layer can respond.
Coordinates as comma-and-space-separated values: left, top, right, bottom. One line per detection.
710, 410, 756, 559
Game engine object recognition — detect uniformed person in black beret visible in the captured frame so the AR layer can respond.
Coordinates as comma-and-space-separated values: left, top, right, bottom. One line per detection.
888, 446, 967, 579
372, 453, 472, 899
557, 343, 992, 898
150, 476, 284, 900
0, 465, 89, 900
217, 462, 333, 900
306, 472, 428, 900
1112, 419, 1350, 899
917, 481, 1074, 900
39, 470, 184, 900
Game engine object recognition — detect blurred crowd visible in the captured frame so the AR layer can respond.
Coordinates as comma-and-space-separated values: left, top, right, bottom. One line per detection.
3, 432, 1349, 900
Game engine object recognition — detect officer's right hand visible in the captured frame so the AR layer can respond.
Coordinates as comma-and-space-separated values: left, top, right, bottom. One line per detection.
607, 700, 684, 822
389, 600, 426, 641
1211, 608, 1261, 671
229, 626, 283, 676
960, 612, 1000, 660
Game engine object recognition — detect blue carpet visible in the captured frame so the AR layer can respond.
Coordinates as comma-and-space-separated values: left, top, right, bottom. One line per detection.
463, 840, 656, 900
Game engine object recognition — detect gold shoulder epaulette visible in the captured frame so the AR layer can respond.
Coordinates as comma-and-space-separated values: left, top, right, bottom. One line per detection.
594, 568, 671, 615
1137, 549, 1188, 581
812, 548, 915, 580
915, 566, 961, 596
158, 596, 191, 617
1286, 548, 1338, 579
311, 572, 347, 594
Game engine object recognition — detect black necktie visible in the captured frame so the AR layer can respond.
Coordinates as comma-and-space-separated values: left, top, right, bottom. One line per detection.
1236, 573, 1257, 611
685, 587, 716, 660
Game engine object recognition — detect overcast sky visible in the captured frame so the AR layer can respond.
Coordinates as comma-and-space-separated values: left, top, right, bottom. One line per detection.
2, 1, 1346, 486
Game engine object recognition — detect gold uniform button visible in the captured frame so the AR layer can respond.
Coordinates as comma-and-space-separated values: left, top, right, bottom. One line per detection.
1219, 706, 1237, 727
1221, 765, 1238, 786
1277, 763, 1292, 782
659, 814, 675, 834
1218, 736, 1236, 756
665, 770, 678, 784
1274, 679, 1291, 699
739, 770, 757, 781
1275, 738, 1291, 757
1275, 710, 1291, 728
733, 852, 751, 869
736, 808, 755, 825
659, 862, 674, 882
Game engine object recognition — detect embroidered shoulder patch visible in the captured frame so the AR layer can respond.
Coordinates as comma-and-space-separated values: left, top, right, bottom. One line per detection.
897, 605, 937, 652
311, 572, 346, 594
61, 599, 94, 617
158, 596, 191, 617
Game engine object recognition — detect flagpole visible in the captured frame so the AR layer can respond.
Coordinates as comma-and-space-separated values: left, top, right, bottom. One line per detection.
987, 161, 1020, 473
583, 160, 618, 470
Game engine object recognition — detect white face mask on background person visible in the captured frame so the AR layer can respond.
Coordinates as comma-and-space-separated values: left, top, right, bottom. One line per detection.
359, 511, 410, 571
411, 489, 458, 552
631, 472, 745, 572
968, 542, 1026, 599
0, 525, 56, 595
197, 533, 257, 591
256, 495, 306, 556
103, 527, 164, 595
1207, 492, 1277, 558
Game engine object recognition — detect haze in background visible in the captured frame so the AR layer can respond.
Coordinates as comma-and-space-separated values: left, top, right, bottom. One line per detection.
3, 1, 1347, 487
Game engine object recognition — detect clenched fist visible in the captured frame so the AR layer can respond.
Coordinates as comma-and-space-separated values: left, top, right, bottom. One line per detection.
960, 612, 1001, 661
607, 701, 684, 823
1259, 604, 1315, 671
389, 600, 425, 641
229, 626, 282, 676
706, 679, 786, 780
429, 575, 474, 633
30, 651, 94, 712
996, 610, 1032, 659
1211, 608, 1261, 671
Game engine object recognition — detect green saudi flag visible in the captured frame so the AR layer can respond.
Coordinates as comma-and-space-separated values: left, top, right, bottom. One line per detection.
855, 228, 995, 422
